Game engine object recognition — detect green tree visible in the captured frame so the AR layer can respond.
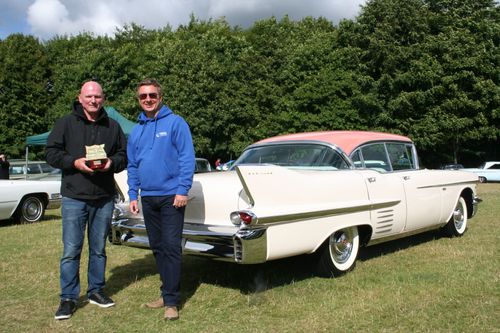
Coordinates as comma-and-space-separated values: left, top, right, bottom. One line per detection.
347, 0, 499, 166
0, 34, 50, 158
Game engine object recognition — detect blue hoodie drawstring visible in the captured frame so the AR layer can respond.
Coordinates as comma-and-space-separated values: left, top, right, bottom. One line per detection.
134, 105, 173, 151
152, 118, 158, 149
135, 120, 148, 152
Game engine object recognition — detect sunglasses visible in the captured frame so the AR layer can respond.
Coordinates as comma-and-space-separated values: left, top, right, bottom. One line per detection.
138, 93, 159, 100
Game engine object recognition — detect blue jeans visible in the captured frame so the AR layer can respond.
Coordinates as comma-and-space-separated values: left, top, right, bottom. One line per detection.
141, 195, 184, 306
60, 196, 114, 301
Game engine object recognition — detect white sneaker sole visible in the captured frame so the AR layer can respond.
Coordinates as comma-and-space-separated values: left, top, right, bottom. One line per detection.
54, 313, 72, 320
89, 299, 115, 308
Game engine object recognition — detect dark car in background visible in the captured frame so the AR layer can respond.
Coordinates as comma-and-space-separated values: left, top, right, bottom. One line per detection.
195, 158, 212, 173
441, 164, 464, 170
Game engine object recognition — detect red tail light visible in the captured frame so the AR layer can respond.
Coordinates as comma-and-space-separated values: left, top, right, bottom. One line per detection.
239, 212, 254, 225
230, 211, 257, 226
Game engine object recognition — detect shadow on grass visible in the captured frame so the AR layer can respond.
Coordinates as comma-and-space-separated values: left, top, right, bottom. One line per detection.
0, 218, 16, 227
106, 252, 158, 295
103, 248, 317, 307
358, 229, 442, 262
102, 229, 445, 307
0, 213, 60, 227
178, 254, 319, 307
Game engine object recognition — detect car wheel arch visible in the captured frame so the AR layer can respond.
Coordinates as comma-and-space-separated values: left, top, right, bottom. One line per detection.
315, 224, 370, 278
312, 223, 371, 254
442, 195, 468, 237
357, 224, 372, 246
14, 193, 49, 223
459, 188, 474, 219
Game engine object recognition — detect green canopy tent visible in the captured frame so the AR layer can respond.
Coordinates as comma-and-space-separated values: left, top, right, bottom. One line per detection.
23, 106, 136, 173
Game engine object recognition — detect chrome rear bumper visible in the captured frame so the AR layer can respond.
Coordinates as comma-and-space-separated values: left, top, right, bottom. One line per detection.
472, 195, 482, 217
110, 219, 267, 264
47, 197, 62, 210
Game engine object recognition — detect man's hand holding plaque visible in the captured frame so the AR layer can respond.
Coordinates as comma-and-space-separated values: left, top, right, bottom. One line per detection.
85, 144, 108, 170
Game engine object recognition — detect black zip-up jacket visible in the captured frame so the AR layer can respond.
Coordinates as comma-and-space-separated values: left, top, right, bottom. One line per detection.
45, 102, 127, 200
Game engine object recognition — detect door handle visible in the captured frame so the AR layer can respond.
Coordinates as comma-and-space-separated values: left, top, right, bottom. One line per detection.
368, 177, 376, 183
403, 176, 410, 180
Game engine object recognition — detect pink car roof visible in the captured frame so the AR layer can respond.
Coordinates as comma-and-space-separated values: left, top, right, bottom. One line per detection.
256, 131, 413, 156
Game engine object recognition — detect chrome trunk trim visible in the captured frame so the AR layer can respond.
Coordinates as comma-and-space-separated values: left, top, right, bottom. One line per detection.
111, 219, 268, 264
47, 198, 62, 210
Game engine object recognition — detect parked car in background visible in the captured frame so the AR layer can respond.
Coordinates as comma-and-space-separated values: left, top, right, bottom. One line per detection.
9, 160, 57, 180
216, 160, 235, 171
195, 158, 212, 173
111, 131, 481, 277
461, 161, 500, 183
0, 179, 62, 223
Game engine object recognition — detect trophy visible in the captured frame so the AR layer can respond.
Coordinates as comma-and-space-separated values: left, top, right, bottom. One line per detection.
85, 144, 107, 170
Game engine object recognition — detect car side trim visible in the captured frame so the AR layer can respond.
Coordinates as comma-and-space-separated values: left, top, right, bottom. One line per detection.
251, 200, 401, 226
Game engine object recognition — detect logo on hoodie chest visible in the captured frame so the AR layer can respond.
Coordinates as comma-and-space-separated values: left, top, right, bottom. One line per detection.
156, 131, 168, 138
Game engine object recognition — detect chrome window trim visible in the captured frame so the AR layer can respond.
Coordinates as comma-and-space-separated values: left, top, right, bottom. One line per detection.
235, 140, 354, 169
350, 141, 419, 171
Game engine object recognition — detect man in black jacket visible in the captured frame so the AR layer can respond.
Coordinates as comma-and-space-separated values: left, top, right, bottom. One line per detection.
46, 81, 127, 320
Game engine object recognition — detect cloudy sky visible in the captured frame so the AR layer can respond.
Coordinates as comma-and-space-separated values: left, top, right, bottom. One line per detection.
0, 0, 367, 40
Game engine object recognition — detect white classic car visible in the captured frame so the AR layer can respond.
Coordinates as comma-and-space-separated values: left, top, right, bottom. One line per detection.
460, 161, 500, 183
111, 131, 481, 277
0, 179, 62, 223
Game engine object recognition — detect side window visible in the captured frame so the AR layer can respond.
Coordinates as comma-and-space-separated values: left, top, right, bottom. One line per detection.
387, 143, 415, 170
489, 164, 500, 170
27, 165, 42, 174
360, 144, 391, 172
9, 166, 24, 175
319, 149, 350, 169
40, 163, 54, 173
351, 150, 363, 169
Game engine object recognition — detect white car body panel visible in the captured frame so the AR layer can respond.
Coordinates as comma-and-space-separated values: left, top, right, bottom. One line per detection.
0, 179, 61, 221
111, 131, 481, 269
112, 165, 478, 259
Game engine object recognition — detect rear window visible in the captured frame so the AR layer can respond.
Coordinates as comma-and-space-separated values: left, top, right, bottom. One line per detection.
195, 159, 212, 173
235, 144, 349, 170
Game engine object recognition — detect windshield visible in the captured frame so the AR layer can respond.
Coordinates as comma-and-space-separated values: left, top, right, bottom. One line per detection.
233, 143, 350, 169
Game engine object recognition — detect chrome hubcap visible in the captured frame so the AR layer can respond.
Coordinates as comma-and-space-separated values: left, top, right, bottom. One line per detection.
453, 203, 465, 230
23, 199, 42, 221
331, 230, 353, 264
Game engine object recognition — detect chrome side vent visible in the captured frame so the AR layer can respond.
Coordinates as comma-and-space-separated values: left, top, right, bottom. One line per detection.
234, 237, 243, 262
374, 209, 395, 234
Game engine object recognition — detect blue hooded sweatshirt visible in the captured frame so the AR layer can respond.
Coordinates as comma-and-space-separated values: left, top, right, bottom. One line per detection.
127, 105, 195, 201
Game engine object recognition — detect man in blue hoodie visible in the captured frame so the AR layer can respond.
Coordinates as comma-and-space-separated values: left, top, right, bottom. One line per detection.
127, 78, 195, 321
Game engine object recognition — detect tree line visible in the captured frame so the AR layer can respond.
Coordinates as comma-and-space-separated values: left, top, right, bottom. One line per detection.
0, 0, 498, 168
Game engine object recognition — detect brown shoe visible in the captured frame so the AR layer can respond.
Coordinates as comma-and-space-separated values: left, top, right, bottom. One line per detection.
164, 306, 179, 321
144, 297, 164, 309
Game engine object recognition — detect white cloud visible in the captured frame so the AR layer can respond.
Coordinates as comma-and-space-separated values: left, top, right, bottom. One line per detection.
27, 0, 70, 36
25, 0, 366, 39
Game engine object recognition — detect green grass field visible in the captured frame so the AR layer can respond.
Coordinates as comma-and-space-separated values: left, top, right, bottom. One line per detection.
0, 184, 499, 333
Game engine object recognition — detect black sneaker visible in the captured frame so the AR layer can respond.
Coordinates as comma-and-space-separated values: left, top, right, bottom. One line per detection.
88, 291, 115, 308
54, 299, 77, 320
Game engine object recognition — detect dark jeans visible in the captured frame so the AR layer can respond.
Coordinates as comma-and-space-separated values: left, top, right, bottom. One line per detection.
141, 195, 185, 306
60, 196, 114, 301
